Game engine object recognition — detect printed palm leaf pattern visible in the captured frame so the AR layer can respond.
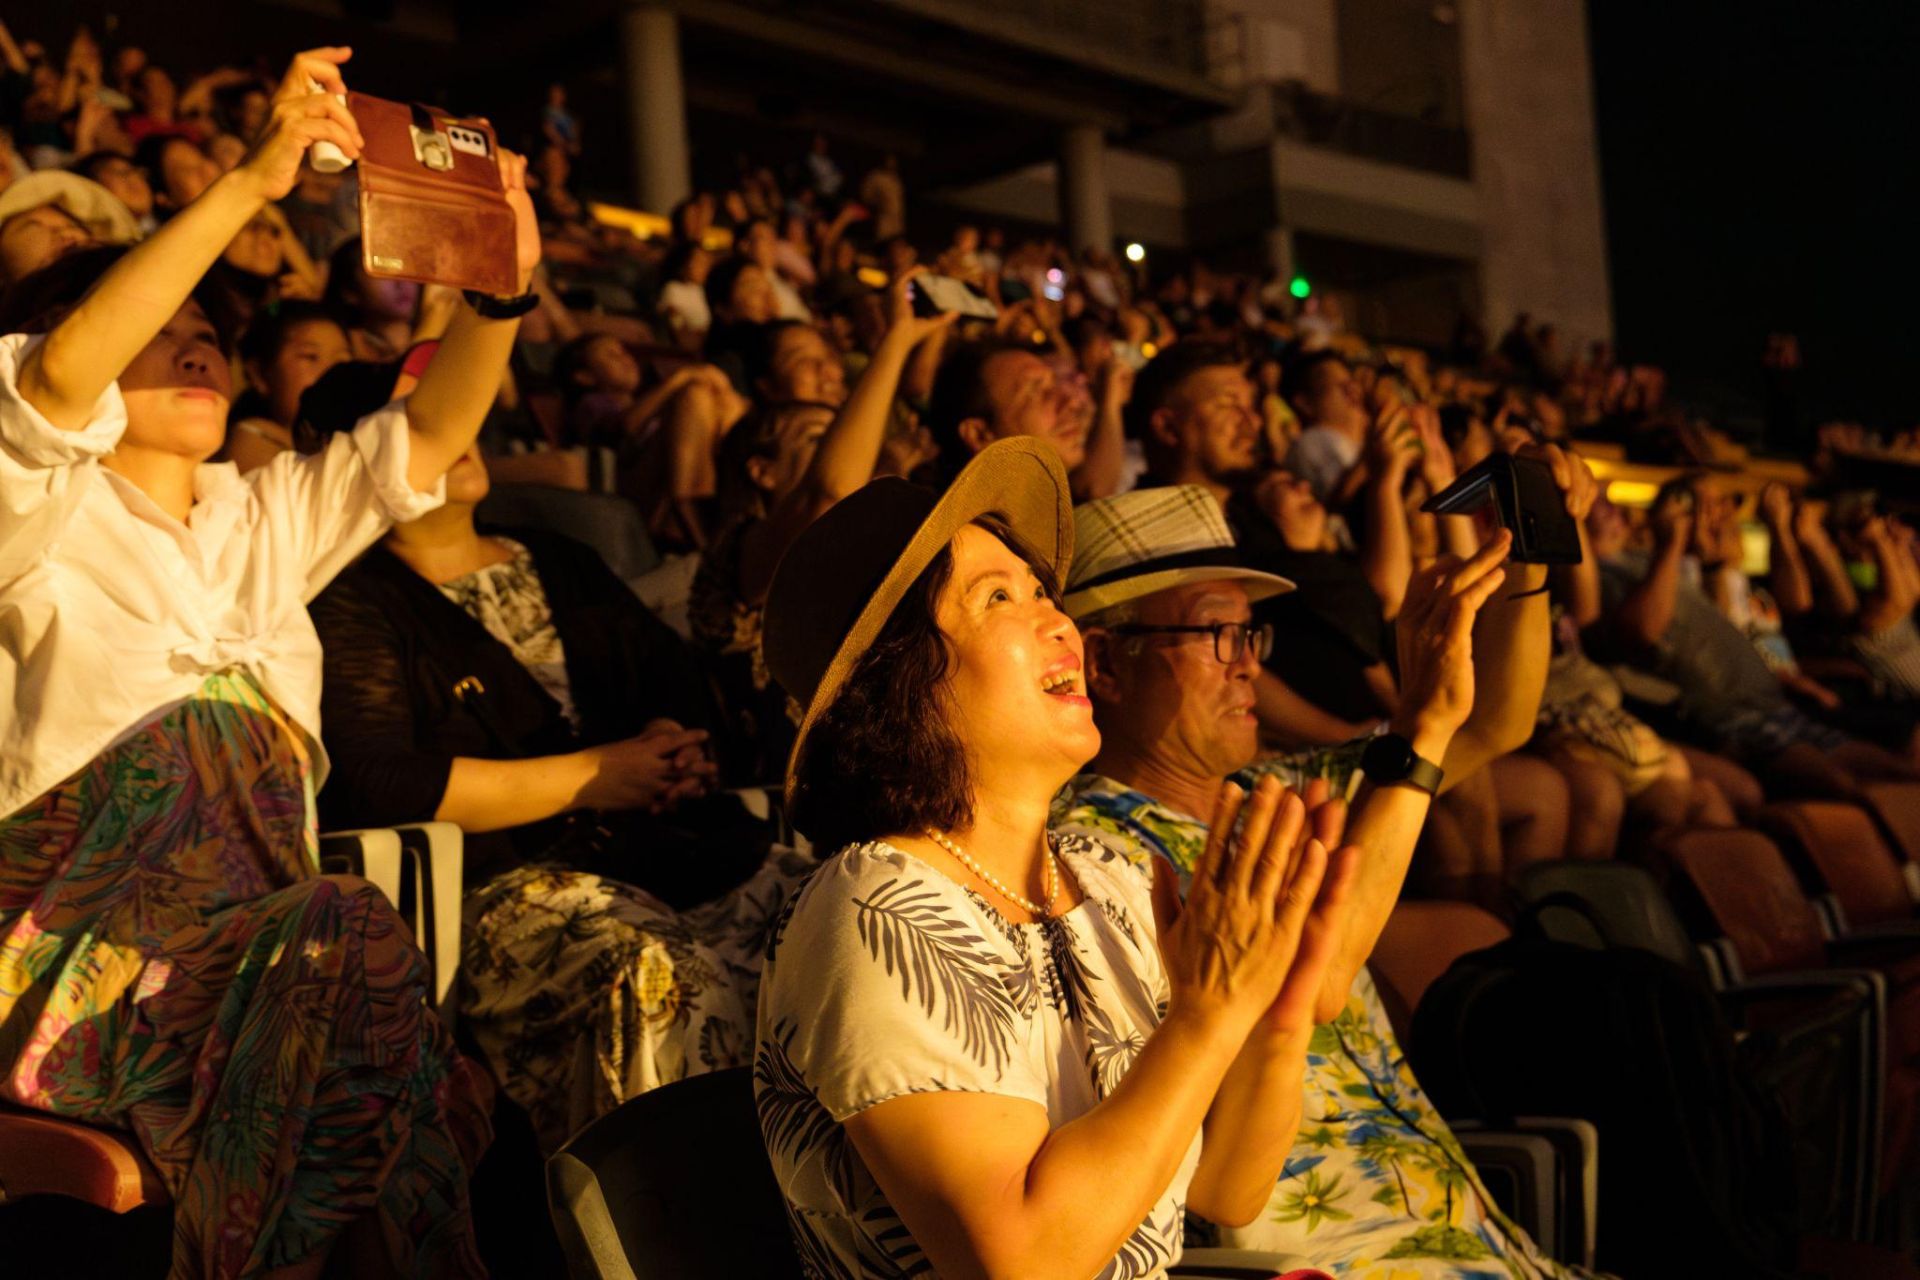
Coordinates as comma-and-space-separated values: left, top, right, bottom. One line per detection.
1083, 999, 1147, 1099
1380, 1222, 1497, 1261
1039, 914, 1098, 1021
852, 877, 1019, 1072
1095, 1201, 1179, 1280
756, 1023, 842, 1167
1271, 1167, 1355, 1232
856, 1203, 933, 1277
787, 1203, 848, 1280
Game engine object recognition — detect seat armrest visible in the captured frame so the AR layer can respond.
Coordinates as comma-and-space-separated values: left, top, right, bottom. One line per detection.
319, 828, 405, 905
1496, 1117, 1597, 1268
1450, 1127, 1559, 1259
394, 822, 464, 1020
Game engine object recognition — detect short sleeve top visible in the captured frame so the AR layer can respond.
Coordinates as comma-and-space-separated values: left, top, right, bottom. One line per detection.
754, 832, 1200, 1279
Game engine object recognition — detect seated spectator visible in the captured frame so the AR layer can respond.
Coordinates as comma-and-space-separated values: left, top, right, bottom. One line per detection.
757, 436, 1358, 1275
1588, 484, 1920, 799
925, 338, 1092, 487
0, 48, 529, 1273
0, 170, 138, 285
691, 274, 953, 781
740, 216, 811, 321
654, 238, 714, 348
72, 149, 157, 234
134, 131, 221, 214
1054, 487, 1596, 1276
1283, 349, 1371, 505
702, 252, 780, 383
739, 316, 848, 408
325, 233, 420, 359
223, 299, 350, 471
306, 360, 812, 1152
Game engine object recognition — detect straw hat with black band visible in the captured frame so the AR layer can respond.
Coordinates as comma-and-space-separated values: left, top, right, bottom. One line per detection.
1062, 485, 1294, 620
762, 436, 1073, 798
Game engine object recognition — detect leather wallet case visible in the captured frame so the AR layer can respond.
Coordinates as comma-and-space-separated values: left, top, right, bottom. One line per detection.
352, 93, 517, 296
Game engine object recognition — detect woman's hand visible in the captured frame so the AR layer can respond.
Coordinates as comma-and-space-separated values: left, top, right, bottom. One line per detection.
235, 48, 362, 204
884, 268, 960, 349
1162, 776, 1334, 1042
574, 724, 715, 815
496, 144, 541, 294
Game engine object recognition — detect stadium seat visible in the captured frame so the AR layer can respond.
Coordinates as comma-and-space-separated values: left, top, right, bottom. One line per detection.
1663, 829, 1915, 1215
1757, 801, 1918, 936
1858, 783, 1920, 902
1368, 900, 1510, 1033
547, 1066, 1316, 1279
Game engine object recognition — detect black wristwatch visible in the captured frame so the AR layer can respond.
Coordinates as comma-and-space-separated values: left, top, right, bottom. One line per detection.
463, 289, 539, 319
1360, 732, 1444, 796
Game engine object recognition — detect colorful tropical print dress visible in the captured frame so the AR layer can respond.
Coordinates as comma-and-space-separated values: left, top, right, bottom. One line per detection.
754, 834, 1199, 1279
0, 673, 490, 1278
1054, 774, 1596, 1280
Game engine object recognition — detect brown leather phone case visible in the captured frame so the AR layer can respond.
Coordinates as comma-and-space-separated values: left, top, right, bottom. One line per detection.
351, 93, 518, 296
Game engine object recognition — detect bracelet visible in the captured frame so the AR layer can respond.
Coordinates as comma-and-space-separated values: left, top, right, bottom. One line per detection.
463, 289, 539, 320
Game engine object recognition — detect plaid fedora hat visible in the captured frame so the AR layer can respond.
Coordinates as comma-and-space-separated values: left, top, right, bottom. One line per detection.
1063, 485, 1293, 619
763, 436, 1073, 795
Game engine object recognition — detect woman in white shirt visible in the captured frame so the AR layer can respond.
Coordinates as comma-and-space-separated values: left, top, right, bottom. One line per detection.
755, 437, 1359, 1278
0, 48, 537, 1280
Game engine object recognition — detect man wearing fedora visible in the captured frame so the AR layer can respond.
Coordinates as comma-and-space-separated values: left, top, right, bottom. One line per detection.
1053, 454, 1601, 1277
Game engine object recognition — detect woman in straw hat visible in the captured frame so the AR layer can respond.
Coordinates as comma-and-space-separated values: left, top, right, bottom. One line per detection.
756, 436, 1360, 1278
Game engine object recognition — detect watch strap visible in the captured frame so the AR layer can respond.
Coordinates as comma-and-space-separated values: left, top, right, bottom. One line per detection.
1361, 733, 1445, 796
463, 288, 539, 319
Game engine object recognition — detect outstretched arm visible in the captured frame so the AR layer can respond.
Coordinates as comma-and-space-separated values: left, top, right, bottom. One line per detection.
18, 49, 363, 431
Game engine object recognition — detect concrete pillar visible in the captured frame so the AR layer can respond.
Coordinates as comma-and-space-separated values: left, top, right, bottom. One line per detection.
620, 6, 692, 215
1264, 224, 1297, 284
1058, 125, 1112, 256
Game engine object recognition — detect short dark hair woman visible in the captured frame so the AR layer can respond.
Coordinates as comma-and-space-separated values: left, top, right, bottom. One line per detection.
755, 437, 1360, 1276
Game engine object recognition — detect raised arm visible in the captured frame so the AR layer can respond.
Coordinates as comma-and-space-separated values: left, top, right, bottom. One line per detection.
1795, 499, 1860, 619
18, 49, 363, 431
1609, 493, 1691, 650
400, 148, 541, 490
738, 274, 953, 602
1759, 483, 1813, 617
1071, 355, 1131, 502
1358, 416, 1417, 619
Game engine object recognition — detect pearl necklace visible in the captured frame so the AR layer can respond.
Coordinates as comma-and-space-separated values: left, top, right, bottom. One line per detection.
925, 829, 1058, 917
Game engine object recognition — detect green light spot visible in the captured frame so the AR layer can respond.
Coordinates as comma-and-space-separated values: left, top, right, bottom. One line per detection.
1288, 275, 1312, 299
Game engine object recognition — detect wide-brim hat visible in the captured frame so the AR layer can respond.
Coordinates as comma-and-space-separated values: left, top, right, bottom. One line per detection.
763, 436, 1073, 795
0, 171, 139, 246
1063, 484, 1294, 619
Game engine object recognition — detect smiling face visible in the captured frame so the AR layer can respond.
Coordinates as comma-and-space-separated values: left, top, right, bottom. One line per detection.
0, 204, 91, 284
972, 349, 1087, 470
89, 155, 154, 219
1158, 363, 1260, 485
117, 300, 231, 461
765, 324, 847, 407
222, 212, 284, 278
1084, 579, 1263, 782
934, 523, 1100, 790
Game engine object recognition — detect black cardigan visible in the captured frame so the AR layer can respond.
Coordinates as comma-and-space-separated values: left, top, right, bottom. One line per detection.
309, 527, 722, 888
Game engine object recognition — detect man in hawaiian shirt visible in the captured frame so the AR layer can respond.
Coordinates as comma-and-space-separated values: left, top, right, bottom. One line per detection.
1054, 460, 1602, 1279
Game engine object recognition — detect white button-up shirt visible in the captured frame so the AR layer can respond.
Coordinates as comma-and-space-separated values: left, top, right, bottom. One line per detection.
0, 331, 446, 819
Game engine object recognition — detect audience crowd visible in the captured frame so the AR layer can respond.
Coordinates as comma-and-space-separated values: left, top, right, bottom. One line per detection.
4, 19, 1920, 1280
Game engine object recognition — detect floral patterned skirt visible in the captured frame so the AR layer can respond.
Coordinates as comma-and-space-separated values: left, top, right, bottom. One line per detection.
0, 673, 489, 1279
461, 848, 814, 1153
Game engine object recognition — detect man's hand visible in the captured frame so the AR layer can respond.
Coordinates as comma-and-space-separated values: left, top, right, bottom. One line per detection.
885, 267, 960, 349
1653, 491, 1693, 554
1392, 530, 1512, 748
1413, 404, 1455, 495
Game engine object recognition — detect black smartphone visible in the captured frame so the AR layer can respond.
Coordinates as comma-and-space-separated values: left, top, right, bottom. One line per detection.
908, 274, 998, 321
1422, 452, 1583, 565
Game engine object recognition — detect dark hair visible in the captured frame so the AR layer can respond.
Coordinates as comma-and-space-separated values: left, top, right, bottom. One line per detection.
0, 244, 236, 350
237, 300, 348, 370
1437, 403, 1477, 451
926, 339, 1025, 485
703, 255, 755, 318
789, 514, 1061, 851
130, 132, 198, 194
70, 150, 131, 184
292, 358, 404, 454
659, 238, 705, 284
1125, 338, 1241, 443
738, 318, 809, 393
551, 332, 615, 404
713, 399, 832, 522
323, 237, 373, 314
1279, 349, 1348, 415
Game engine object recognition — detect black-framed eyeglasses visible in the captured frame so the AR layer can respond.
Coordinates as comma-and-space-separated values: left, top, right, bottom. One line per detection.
1108, 621, 1274, 665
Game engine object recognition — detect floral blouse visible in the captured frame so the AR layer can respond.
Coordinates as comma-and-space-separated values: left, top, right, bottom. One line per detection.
753, 833, 1199, 1279
437, 539, 577, 728
1054, 775, 1589, 1279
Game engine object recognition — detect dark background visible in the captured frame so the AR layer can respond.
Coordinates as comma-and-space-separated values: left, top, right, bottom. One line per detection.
1588, 0, 1920, 435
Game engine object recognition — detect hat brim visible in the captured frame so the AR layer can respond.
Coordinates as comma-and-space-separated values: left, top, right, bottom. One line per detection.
783, 436, 1073, 797
1063, 564, 1295, 620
